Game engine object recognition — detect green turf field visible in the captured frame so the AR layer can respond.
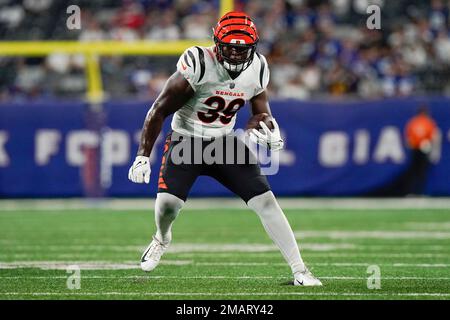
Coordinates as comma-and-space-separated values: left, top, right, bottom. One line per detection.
1, 200, 450, 300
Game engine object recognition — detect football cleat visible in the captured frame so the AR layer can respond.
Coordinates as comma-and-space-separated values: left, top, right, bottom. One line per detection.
140, 236, 168, 272
293, 267, 323, 286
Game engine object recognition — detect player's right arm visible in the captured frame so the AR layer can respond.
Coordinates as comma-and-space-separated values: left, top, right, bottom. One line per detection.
128, 71, 195, 184
137, 71, 194, 157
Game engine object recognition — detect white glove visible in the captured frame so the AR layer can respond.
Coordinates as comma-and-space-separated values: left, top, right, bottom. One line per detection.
128, 156, 151, 184
250, 118, 284, 151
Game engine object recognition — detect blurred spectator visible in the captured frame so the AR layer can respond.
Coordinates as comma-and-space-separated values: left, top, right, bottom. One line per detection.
14, 58, 47, 100
145, 9, 180, 40
324, 61, 358, 96
0, 5, 25, 29
278, 75, 311, 100
110, 1, 145, 41
114, 1, 146, 30
429, 0, 448, 32
23, 0, 53, 13
300, 61, 321, 92
148, 71, 170, 98
434, 29, 450, 64
79, 18, 107, 42
182, 12, 214, 39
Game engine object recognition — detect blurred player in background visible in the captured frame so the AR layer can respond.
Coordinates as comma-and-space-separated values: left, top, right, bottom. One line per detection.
128, 11, 322, 286
404, 107, 438, 195
371, 106, 438, 196
405, 106, 438, 154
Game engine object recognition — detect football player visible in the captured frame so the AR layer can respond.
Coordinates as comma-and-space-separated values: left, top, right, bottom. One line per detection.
128, 11, 322, 286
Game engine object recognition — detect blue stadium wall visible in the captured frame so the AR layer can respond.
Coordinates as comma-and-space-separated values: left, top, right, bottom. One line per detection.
1, 97, 449, 198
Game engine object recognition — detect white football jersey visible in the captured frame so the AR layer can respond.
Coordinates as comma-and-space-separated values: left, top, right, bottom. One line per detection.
172, 46, 269, 138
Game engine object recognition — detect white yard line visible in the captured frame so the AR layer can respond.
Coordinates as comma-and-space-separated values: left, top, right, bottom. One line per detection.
392, 263, 450, 267
0, 275, 449, 281
0, 243, 357, 253
1, 242, 448, 252
0, 240, 448, 254
173, 252, 450, 258
294, 230, 450, 239
1, 261, 450, 270
349, 244, 450, 251
1, 198, 450, 211
3, 252, 449, 261
192, 262, 450, 268
0, 261, 189, 270
404, 222, 450, 230
0, 292, 449, 297
194, 262, 450, 267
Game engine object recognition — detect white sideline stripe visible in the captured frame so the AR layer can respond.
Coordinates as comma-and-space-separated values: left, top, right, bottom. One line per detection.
174, 252, 450, 258
2, 261, 450, 270
405, 222, 450, 230
2, 197, 450, 211
2, 242, 448, 252
195, 262, 450, 267
0, 261, 190, 270
1, 275, 450, 281
0, 243, 356, 253
352, 244, 450, 251
295, 230, 450, 239
3, 252, 450, 261
392, 263, 450, 267
1, 292, 450, 297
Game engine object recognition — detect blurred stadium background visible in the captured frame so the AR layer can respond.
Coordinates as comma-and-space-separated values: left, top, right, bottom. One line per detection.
1, 0, 450, 300
0, 0, 449, 198
1, 0, 450, 101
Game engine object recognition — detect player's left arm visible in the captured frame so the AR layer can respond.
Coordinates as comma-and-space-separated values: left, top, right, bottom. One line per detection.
250, 90, 272, 118
249, 90, 284, 151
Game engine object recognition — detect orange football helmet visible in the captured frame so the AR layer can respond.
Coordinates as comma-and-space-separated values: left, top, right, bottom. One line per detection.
213, 11, 259, 72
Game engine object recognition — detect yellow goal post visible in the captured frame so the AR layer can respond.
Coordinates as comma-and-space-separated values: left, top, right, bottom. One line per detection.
0, 0, 234, 103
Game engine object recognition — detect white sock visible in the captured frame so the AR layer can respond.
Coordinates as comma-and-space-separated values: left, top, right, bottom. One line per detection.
247, 191, 305, 274
154, 193, 184, 245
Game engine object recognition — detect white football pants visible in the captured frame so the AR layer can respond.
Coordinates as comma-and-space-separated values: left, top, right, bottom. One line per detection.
247, 191, 305, 274
154, 193, 184, 245
153, 191, 305, 274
